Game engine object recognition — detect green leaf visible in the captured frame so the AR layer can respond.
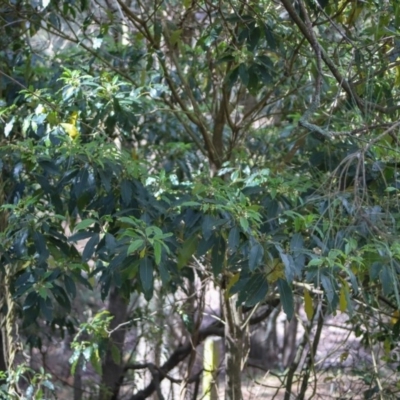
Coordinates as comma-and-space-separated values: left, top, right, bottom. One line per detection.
51, 285, 71, 312
33, 231, 49, 263
170, 29, 183, 46
82, 233, 100, 262
202, 215, 217, 241
4, 116, 15, 137
39, 296, 53, 321
304, 289, 314, 321
159, 262, 170, 284
239, 64, 249, 86
63, 275, 76, 298
320, 273, 337, 307
177, 236, 198, 269
90, 346, 102, 375
140, 257, 154, 300
277, 278, 294, 320
239, 217, 249, 232
226, 66, 240, 88
127, 239, 145, 255
23, 292, 39, 310
228, 226, 240, 252
247, 26, 261, 51
74, 218, 97, 231
237, 274, 268, 307
119, 216, 140, 227
249, 242, 264, 271
380, 266, 393, 296
153, 241, 162, 266
211, 235, 226, 276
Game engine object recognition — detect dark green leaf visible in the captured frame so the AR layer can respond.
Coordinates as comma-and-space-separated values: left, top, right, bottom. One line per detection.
239, 64, 249, 86
177, 236, 198, 268
105, 233, 117, 254
228, 226, 240, 253
121, 179, 133, 206
140, 257, 154, 300
263, 23, 276, 49
380, 266, 393, 296
278, 249, 297, 283
237, 274, 268, 307
159, 262, 170, 284
277, 278, 294, 320
82, 233, 100, 262
51, 285, 71, 312
249, 242, 264, 271
256, 64, 272, 85
63, 275, 76, 298
247, 26, 261, 51
33, 231, 49, 264
39, 297, 53, 321
320, 273, 336, 306
226, 66, 240, 88
68, 231, 95, 243
24, 292, 39, 310
202, 215, 217, 241
197, 235, 214, 256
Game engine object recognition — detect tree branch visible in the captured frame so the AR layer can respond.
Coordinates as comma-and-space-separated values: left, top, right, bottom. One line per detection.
279, 0, 400, 115
127, 300, 279, 400
128, 323, 223, 400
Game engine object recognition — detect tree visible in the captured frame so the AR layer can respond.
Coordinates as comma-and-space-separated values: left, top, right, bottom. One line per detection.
2, 0, 400, 399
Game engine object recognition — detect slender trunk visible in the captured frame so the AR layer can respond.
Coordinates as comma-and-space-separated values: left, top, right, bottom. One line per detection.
99, 288, 128, 400
223, 294, 248, 400
0, 170, 20, 394
73, 356, 83, 400
0, 171, 7, 376
0, 329, 6, 381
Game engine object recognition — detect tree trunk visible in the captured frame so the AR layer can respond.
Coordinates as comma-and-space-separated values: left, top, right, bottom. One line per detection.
99, 288, 128, 400
223, 294, 248, 400
0, 329, 7, 379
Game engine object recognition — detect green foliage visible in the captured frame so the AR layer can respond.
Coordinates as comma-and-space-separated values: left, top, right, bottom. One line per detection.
2, 0, 400, 396
69, 311, 113, 375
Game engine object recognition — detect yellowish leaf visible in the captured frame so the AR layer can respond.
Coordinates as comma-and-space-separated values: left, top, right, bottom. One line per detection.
60, 123, 79, 140
384, 338, 391, 355
391, 310, 400, 325
304, 289, 313, 321
69, 111, 79, 125
266, 259, 284, 283
225, 273, 239, 299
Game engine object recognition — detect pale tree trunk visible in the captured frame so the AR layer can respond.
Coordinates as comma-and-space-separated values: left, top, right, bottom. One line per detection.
99, 288, 128, 400
0, 171, 22, 395
0, 172, 8, 377
223, 294, 249, 400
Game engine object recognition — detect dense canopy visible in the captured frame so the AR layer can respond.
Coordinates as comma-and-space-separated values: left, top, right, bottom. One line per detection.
1, 0, 400, 399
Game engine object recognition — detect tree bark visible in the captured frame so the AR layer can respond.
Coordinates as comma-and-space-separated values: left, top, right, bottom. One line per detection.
223, 295, 248, 400
99, 288, 128, 400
